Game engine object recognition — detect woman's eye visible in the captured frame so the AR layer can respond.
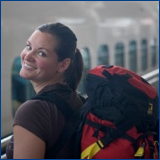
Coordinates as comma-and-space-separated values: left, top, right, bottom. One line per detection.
38, 51, 47, 57
25, 45, 31, 51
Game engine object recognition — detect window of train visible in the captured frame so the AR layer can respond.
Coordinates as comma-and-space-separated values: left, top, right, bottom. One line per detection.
115, 42, 125, 67
97, 44, 109, 66
77, 47, 91, 95
12, 56, 35, 116
150, 39, 157, 68
129, 40, 137, 72
141, 39, 148, 71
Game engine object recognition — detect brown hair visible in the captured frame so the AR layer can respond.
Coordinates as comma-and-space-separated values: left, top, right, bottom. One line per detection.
37, 23, 83, 91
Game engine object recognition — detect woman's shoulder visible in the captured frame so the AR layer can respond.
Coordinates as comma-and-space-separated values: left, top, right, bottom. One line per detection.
13, 99, 61, 143
16, 99, 56, 114
14, 99, 59, 126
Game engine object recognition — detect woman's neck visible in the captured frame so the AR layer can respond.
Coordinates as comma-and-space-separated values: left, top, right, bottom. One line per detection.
31, 79, 65, 94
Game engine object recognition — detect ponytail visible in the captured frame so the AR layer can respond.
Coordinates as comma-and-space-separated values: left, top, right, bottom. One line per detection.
64, 49, 83, 91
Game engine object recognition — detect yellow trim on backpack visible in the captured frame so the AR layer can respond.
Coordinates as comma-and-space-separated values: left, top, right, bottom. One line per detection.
134, 143, 145, 157
81, 140, 104, 159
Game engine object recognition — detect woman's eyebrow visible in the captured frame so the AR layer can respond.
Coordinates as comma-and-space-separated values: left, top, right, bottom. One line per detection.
38, 47, 50, 52
26, 41, 50, 52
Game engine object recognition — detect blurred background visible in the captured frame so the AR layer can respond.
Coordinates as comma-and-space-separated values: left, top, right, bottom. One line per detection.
1, 1, 159, 158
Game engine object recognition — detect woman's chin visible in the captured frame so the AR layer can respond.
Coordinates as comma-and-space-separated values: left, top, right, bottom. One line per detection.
19, 71, 32, 80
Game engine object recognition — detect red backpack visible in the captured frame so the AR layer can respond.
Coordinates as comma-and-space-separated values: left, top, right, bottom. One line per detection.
31, 65, 158, 159
80, 65, 158, 159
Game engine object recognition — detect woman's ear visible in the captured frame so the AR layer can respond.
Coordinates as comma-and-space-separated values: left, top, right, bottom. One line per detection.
58, 58, 71, 73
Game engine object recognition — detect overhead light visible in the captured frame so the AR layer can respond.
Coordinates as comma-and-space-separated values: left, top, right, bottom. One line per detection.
56, 17, 85, 25
99, 18, 134, 27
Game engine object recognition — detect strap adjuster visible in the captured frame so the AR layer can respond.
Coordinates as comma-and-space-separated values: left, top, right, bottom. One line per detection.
97, 140, 104, 149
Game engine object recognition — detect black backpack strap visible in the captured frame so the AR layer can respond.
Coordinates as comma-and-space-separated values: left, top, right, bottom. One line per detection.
85, 118, 136, 145
100, 119, 135, 148
32, 91, 75, 118
31, 91, 80, 157
84, 116, 136, 150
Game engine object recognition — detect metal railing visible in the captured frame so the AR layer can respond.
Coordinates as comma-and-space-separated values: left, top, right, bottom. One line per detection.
1, 68, 159, 159
1, 135, 12, 159
142, 69, 159, 85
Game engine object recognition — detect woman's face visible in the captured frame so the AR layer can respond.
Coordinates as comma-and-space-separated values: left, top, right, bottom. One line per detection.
20, 30, 62, 84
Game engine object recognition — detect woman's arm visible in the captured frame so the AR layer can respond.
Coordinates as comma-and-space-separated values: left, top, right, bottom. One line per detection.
14, 125, 45, 159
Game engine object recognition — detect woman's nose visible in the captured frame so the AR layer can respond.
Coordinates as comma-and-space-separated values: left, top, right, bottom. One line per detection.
24, 50, 35, 62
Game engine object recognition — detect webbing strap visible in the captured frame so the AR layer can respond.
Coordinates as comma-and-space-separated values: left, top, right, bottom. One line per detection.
81, 140, 104, 159
85, 118, 136, 144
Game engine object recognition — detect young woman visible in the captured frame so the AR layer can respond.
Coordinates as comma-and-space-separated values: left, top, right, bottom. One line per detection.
6, 23, 84, 159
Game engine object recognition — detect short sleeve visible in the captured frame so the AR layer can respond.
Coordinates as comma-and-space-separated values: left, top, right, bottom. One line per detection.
13, 100, 54, 143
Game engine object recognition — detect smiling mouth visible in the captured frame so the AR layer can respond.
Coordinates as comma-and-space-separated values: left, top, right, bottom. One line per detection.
23, 63, 36, 70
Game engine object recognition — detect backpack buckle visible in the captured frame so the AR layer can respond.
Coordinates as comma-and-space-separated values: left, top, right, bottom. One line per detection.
96, 140, 104, 149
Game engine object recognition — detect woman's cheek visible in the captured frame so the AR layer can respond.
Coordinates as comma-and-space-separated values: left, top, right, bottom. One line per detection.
37, 61, 50, 70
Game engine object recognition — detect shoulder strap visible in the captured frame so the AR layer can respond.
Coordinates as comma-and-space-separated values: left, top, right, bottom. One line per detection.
32, 91, 75, 119
31, 91, 80, 157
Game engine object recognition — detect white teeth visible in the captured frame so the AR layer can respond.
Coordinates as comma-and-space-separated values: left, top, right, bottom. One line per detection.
24, 63, 35, 69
